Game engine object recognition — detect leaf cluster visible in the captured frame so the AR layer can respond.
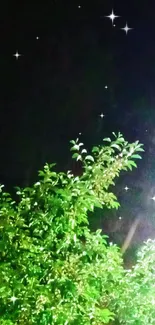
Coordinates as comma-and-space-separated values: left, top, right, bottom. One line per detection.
0, 133, 146, 324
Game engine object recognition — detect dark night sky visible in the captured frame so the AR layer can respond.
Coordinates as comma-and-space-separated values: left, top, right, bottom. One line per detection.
1, 0, 155, 246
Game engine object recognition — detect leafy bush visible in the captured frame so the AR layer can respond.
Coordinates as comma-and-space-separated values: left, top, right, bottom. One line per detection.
0, 132, 145, 324
110, 239, 155, 325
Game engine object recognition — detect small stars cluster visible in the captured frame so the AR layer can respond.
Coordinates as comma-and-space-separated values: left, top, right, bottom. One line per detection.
12, 6, 134, 61
13, 36, 40, 60
104, 9, 133, 34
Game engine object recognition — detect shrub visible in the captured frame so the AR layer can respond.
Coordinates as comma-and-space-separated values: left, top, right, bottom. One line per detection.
0, 132, 144, 324
110, 239, 155, 325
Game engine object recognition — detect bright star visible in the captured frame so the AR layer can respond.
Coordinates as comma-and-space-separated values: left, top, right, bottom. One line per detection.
13, 51, 21, 60
104, 85, 108, 89
99, 113, 105, 118
151, 196, 155, 201
121, 23, 133, 34
10, 296, 18, 303
78, 5, 81, 9
36, 36, 39, 40
124, 186, 129, 191
105, 9, 120, 25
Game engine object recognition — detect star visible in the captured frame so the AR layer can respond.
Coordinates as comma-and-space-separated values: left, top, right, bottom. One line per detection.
78, 5, 81, 9
151, 196, 155, 201
36, 36, 39, 40
121, 23, 133, 34
104, 85, 108, 89
99, 113, 105, 118
105, 9, 120, 25
124, 186, 129, 191
13, 51, 21, 60
10, 296, 18, 303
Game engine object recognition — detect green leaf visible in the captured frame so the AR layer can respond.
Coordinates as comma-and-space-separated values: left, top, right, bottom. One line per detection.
136, 148, 145, 152
81, 149, 87, 154
71, 144, 80, 151
103, 137, 111, 142
70, 140, 76, 145
49, 163, 57, 168
131, 154, 142, 159
92, 146, 99, 153
85, 155, 94, 162
128, 160, 137, 168
72, 153, 79, 159
116, 137, 125, 143
77, 155, 82, 161
111, 143, 121, 151
127, 164, 133, 171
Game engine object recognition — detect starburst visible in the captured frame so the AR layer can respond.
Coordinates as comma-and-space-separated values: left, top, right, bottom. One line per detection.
124, 186, 129, 191
10, 296, 18, 304
121, 23, 133, 34
13, 51, 21, 60
99, 113, 105, 118
105, 9, 120, 25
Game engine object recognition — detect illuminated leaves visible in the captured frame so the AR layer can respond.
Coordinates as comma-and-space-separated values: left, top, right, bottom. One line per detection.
0, 132, 145, 324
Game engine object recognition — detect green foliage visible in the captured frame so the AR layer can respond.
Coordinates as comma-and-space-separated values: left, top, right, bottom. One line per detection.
109, 239, 155, 325
0, 132, 146, 324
